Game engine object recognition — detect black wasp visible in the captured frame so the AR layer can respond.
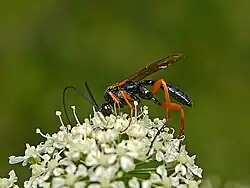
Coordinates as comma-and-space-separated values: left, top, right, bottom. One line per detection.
63, 54, 192, 136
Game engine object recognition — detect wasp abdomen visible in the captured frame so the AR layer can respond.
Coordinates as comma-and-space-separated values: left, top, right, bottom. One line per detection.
167, 83, 192, 107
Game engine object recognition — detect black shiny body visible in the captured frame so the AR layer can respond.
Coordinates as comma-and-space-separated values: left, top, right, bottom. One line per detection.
63, 54, 191, 124
100, 80, 192, 116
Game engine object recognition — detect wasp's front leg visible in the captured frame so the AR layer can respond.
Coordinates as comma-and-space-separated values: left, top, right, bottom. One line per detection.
119, 90, 140, 132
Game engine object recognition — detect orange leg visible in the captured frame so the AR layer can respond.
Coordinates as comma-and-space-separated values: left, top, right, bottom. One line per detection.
152, 79, 172, 120
108, 91, 121, 113
152, 79, 185, 136
120, 90, 134, 131
161, 102, 185, 136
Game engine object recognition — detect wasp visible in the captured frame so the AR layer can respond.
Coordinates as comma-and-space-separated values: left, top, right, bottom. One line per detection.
63, 54, 192, 136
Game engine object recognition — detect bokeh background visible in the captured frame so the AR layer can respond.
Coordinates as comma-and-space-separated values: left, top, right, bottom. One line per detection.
1, 1, 250, 187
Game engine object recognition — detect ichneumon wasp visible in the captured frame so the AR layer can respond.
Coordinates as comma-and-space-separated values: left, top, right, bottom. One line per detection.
63, 53, 192, 136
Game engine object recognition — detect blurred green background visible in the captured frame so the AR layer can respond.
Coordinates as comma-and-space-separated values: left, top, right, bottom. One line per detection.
1, 0, 250, 187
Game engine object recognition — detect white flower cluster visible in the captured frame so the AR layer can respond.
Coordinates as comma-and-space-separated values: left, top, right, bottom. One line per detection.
1, 104, 202, 188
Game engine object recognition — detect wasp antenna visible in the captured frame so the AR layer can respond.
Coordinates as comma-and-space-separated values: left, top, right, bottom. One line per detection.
63, 86, 94, 124
84, 81, 100, 109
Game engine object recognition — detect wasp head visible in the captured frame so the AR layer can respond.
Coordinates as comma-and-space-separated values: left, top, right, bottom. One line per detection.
99, 103, 113, 116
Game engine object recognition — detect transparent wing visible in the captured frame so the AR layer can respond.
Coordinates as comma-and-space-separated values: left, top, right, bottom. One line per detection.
115, 53, 185, 86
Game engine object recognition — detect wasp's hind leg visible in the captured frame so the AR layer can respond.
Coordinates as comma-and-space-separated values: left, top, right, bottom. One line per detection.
152, 79, 185, 136
137, 82, 172, 119
161, 101, 185, 136
140, 79, 185, 137
139, 80, 172, 120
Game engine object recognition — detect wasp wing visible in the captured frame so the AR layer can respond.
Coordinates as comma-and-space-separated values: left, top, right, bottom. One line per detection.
115, 53, 185, 86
